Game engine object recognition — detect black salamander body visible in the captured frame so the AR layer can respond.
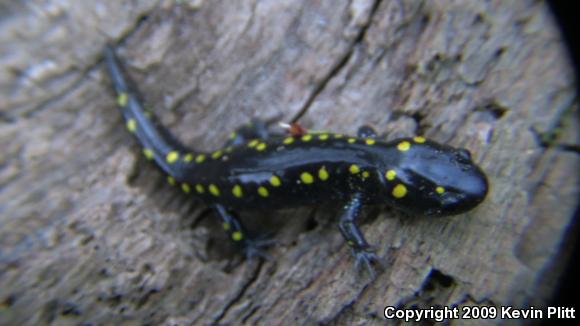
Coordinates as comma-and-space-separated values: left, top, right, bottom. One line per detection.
104, 46, 489, 274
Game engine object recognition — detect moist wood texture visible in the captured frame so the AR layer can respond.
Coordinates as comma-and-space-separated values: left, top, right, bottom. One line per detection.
0, 1, 577, 325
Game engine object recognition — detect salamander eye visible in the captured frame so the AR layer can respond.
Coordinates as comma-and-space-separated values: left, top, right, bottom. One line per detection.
455, 148, 472, 163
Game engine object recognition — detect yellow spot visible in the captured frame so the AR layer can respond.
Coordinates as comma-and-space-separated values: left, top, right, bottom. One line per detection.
211, 150, 223, 159
392, 184, 407, 198
318, 166, 329, 181
348, 138, 357, 144
386, 170, 397, 181
142, 148, 154, 160
209, 184, 220, 197
283, 137, 295, 145
270, 175, 282, 187
362, 171, 370, 179
232, 231, 243, 241
349, 164, 360, 174
223, 223, 231, 231
117, 93, 128, 107
184, 153, 194, 162
365, 139, 376, 145
302, 134, 313, 142
195, 154, 206, 163
318, 134, 329, 140
126, 119, 137, 133
347, 241, 355, 247
258, 186, 269, 197
300, 172, 314, 184
181, 183, 191, 193
166, 151, 179, 163
232, 184, 243, 198
256, 143, 267, 151
414, 136, 426, 143
195, 184, 205, 194
248, 139, 259, 148
167, 176, 176, 186
229, 132, 237, 140
436, 186, 445, 194
334, 134, 344, 139
397, 141, 411, 152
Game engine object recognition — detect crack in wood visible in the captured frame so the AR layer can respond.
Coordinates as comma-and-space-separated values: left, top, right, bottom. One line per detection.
530, 97, 579, 153
212, 261, 264, 324
3, 3, 160, 123
5, 71, 85, 121
291, 0, 384, 123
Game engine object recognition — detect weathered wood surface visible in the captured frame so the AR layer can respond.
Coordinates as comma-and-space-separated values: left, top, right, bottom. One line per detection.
0, 0, 577, 325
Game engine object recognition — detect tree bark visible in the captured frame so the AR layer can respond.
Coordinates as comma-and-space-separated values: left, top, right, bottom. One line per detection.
0, 0, 577, 325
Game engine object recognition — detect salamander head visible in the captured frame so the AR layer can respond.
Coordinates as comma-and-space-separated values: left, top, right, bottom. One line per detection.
381, 138, 489, 217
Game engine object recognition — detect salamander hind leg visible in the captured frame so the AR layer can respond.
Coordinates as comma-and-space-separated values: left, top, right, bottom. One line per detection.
338, 195, 381, 279
212, 204, 273, 260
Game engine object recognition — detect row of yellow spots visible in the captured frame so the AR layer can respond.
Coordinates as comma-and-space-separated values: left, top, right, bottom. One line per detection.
299, 165, 331, 184
279, 133, 376, 147
160, 131, 432, 201
396, 136, 426, 152
166, 167, 330, 199
347, 164, 371, 181
261, 133, 424, 151
166, 174, 283, 199
167, 165, 443, 201
157, 149, 234, 165
150, 134, 425, 166
247, 139, 267, 151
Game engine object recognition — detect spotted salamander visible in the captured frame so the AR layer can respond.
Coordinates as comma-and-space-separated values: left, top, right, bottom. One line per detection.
104, 46, 488, 275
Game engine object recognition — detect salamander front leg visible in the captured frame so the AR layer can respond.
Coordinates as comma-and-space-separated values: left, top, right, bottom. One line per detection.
225, 119, 271, 147
338, 195, 380, 278
211, 204, 272, 259
357, 125, 378, 139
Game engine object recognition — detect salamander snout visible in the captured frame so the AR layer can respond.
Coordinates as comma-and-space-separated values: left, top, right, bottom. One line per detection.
437, 163, 488, 215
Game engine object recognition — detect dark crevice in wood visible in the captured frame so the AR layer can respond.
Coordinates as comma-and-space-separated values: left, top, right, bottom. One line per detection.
323, 279, 376, 324
291, 0, 383, 123
189, 207, 213, 230
135, 288, 160, 309
18, 71, 85, 120
530, 98, 579, 153
212, 261, 263, 324
1, 294, 17, 308
0, 111, 15, 124
412, 111, 428, 135
451, 293, 497, 307
4, 5, 157, 123
304, 210, 319, 232
474, 101, 509, 120
423, 269, 455, 290
397, 268, 457, 312
390, 110, 429, 135
241, 304, 261, 324
60, 302, 82, 317
110, 4, 157, 49
556, 143, 580, 153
